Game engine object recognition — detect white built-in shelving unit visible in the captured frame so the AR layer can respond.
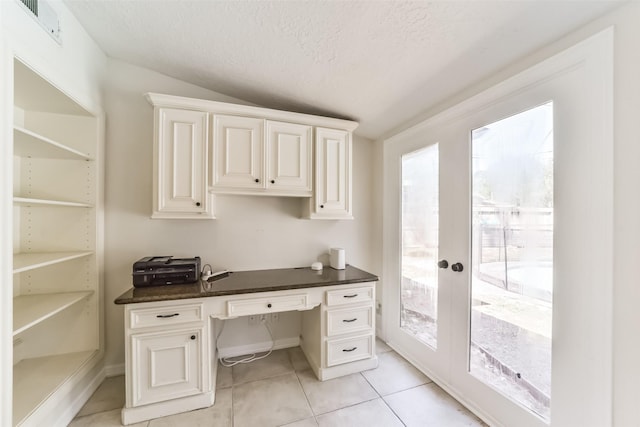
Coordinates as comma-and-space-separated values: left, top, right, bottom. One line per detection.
10, 59, 103, 426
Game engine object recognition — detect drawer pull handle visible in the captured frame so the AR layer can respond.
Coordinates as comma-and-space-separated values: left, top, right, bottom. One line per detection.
343, 318, 358, 323
343, 294, 358, 298
343, 347, 358, 352
156, 313, 180, 318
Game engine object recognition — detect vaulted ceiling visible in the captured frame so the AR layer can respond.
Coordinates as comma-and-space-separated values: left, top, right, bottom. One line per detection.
65, 1, 621, 140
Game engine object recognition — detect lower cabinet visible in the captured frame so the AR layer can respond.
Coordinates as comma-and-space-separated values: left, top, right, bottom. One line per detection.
124, 301, 209, 420
324, 285, 375, 367
300, 283, 377, 381
122, 281, 377, 424
131, 327, 205, 407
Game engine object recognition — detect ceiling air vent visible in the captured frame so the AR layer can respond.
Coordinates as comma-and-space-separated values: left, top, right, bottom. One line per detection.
17, 0, 61, 44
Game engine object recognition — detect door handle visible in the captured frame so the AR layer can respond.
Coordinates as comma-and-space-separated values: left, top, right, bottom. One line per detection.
451, 262, 464, 272
437, 260, 448, 269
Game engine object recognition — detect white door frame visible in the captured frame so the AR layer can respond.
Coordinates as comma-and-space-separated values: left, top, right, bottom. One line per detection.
383, 28, 613, 427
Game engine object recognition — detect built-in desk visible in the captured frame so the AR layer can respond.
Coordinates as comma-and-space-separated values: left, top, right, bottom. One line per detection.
115, 265, 378, 425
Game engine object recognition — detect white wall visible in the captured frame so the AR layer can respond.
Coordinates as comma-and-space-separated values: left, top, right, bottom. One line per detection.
103, 59, 377, 368
374, 3, 640, 425
0, 0, 106, 114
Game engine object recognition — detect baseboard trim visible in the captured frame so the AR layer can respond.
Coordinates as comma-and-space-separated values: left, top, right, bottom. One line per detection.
318, 356, 378, 381
32, 352, 105, 427
122, 391, 214, 425
105, 362, 125, 377
217, 337, 300, 359
56, 364, 106, 426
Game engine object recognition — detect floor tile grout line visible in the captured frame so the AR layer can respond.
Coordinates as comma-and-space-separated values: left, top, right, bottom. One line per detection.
380, 381, 431, 400
294, 369, 317, 420
374, 374, 427, 426
380, 398, 408, 427
359, 371, 383, 399
229, 369, 237, 427
231, 369, 296, 387
363, 350, 408, 426
312, 396, 382, 419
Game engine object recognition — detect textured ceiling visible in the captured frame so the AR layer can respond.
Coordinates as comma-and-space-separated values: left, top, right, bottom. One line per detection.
65, 1, 621, 139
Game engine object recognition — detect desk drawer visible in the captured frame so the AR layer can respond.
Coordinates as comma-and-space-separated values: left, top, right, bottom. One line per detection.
326, 286, 374, 307
227, 293, 308, 317
326, 334, 374, 367
327, 305, 373, 337
129, 303, 204, 329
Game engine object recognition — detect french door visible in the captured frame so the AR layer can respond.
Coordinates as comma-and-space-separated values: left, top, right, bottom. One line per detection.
383, 29, 612, 427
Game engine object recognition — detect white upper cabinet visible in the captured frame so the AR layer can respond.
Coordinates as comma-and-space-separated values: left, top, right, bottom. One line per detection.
211, 116, 312, 196
307, 127, 353, 220
266, 120, 312, 195
146, 93, 358, 219
211, 115, 265, 191
153, 108, 212, 219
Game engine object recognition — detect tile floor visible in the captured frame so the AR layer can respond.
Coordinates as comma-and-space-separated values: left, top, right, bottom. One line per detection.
69, 339, 486, 427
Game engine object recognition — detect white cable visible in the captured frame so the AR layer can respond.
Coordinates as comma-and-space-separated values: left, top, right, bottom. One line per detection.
217, 318, 276, 367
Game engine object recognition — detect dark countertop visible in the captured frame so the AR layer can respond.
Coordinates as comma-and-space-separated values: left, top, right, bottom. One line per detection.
114, 265, 379, 305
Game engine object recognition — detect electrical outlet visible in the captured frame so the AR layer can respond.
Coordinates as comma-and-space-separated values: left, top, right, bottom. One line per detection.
248, 315, 258, 326
270, 312, 279, 324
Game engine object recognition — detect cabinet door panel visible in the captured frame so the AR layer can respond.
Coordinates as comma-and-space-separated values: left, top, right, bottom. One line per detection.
266, 121, 312, 195
212, 115, 264, 190
312, 128, 352, 219
155, 108, 209, 218
131, 328, 204, 406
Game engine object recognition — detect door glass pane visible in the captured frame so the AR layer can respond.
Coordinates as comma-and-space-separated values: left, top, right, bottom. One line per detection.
470, 102, 553, 420
401, 144, 439, 349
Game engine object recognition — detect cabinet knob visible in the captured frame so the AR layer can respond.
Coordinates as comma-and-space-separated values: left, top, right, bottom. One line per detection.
267, 303, 272, 308
451, 262, 464, 272
190, 335, 196, 340
255, 178, 260, 183
437, 260, 448, 269
270, 180, 275, 184
320, 205, 324, 209
195, 202, 201, 207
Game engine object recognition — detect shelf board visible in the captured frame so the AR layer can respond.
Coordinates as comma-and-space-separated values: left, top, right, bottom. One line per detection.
14, 59, 93, 117
13, 251, 94, 274
13, 291, 93, 336
13, 126, 92, 160
13, 197, 92, 208
13, 350, 97, 425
